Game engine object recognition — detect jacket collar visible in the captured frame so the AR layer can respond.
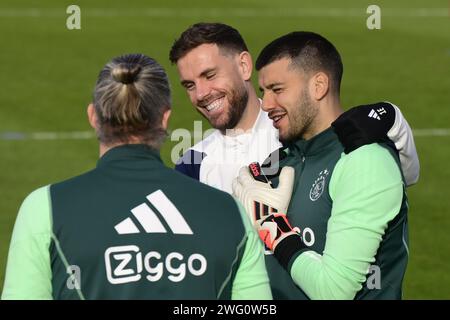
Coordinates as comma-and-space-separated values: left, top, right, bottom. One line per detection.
286, 127, 340, 157
97, 144, 162, 168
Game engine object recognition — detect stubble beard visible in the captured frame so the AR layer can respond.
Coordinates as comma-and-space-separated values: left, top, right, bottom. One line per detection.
205, 85, 249, 132
280, 89, 319, 144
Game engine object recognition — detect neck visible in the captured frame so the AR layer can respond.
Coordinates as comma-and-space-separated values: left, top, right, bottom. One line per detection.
303, 94, 343, 140
98, 138, 157, 158
228, 84, 260, 134
99, 143, 117, 157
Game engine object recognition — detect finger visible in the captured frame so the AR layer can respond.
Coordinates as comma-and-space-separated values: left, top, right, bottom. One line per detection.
277, 166, 295, 193
237, 166, 255, 186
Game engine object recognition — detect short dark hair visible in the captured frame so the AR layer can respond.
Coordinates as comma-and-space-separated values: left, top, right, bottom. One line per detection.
169, 22, 248, 63
256, 31, 343, 94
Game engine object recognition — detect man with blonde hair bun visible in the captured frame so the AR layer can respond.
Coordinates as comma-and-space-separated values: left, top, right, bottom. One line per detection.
2, 53, 272, 300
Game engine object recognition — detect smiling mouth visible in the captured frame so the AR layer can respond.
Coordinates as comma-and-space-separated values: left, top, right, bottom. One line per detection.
204, 97, 224, 112
269, 112, 287, 125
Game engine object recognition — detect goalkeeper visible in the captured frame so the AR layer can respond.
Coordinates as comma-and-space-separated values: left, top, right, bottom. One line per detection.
233, 32, 414, 299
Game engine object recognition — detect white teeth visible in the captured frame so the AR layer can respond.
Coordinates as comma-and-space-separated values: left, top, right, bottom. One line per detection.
273, 115, 284, 122
206, 98, 223, 112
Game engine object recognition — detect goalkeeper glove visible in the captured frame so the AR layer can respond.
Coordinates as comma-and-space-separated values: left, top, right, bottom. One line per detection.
331, 101, 419, 186
256, 213, 306, 270
233, 163, 307, 269
257, 213, 299, 250
232, 163, 295, 224
331, 102, 396, 154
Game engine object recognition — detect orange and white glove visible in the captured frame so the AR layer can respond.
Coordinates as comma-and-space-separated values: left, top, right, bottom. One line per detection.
232, 163, 295, 224
256, 213, 299, 250
233, 163, 306, 269
256, 213, 306, 269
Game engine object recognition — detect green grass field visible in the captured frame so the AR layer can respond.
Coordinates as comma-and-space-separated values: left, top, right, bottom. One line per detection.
0, 0, 449, 299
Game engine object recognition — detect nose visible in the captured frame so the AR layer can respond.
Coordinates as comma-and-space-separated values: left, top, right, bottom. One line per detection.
195, 80, 211, 102
261, 92, 276, 112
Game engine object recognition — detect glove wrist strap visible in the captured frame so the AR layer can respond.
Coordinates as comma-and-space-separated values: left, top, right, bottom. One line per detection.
274, 234, 306, 271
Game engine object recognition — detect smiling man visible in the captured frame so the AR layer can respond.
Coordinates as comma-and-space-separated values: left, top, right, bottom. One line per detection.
169, 23, 281, 193
175, 43, 251, 132
169, 23, 419, 196
234, 31, 413, 299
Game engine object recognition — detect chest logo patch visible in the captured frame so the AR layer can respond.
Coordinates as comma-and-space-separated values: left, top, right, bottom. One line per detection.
309, 169, 329, 201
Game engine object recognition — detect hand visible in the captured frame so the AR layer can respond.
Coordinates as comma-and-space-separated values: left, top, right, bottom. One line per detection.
256, 213, 300, 251
331, 101, 419, 186
233, 163, 305, 270
232, 164, 295, 224
331, 102, 395, 154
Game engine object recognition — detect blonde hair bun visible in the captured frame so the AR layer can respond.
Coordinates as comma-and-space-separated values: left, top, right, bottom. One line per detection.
111, 64, 142, 84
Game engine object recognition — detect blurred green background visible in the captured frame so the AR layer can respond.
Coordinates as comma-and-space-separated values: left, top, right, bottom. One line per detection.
0, 0, 448, 299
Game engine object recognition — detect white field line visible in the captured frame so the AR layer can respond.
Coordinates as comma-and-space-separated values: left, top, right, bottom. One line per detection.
0, 131, 96, 140
0, 8, 447, 18
0, 128, 449, 141
412, 128, 450, 137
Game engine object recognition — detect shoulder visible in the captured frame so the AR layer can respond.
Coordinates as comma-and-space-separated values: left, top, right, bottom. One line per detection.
13, 185, 52, 242
51, 167, 98, 188
175, 130, 222, 179
338, 143, 399, 168
172, 167, 238, 204
20, 185, 51, 209
49, 169, 100, 201
176, 149, 206, 166
165, 168, 246, 231
191, 129, 222, 154
331, 143, 403, 191
175, 149, 205, 180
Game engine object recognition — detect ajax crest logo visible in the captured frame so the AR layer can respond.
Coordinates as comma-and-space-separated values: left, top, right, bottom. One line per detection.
309, 169, 329, 201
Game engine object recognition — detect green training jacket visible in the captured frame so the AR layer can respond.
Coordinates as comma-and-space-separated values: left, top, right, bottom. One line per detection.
265, 128, 408, 300
2, 144, 272, 300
